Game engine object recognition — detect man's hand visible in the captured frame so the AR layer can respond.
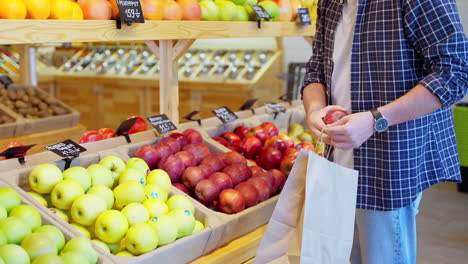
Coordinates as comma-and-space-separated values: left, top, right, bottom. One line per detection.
306, 105, 348, 144
325, 111, 375, 149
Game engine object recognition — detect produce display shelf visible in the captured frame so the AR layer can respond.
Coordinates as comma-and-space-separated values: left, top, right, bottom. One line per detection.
0, 20, 316, 45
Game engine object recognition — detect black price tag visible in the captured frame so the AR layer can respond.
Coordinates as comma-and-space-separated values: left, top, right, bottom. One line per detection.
240, 98, 258, 111
147, 114, 177, 135
250, 5, 271, 21
115, 117, 138, 136
0, 144, 36, 159
266, 103, 287, 113
116, 0, 144, 25
298, 8, 311, 25
0, 76, 13, 88
45, 140, 86, 158
212, 106, 238, 124
184, 110, 202, 126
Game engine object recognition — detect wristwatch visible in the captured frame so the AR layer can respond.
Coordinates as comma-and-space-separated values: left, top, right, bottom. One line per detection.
370, 108, 389, 133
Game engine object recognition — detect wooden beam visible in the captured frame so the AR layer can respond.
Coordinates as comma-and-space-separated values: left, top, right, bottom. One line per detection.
18, 45, 38, 86
158, 40, 179, 124
144, 40, 160, 59
173, 39, 195, 61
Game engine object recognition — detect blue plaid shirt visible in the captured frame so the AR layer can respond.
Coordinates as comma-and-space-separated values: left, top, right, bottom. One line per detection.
302, 0, 468, 210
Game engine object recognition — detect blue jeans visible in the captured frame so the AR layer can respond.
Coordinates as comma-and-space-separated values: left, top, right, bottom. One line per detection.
350, 193, 423, 264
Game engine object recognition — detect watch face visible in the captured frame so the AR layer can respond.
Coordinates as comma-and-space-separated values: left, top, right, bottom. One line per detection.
375, 118, 388, 132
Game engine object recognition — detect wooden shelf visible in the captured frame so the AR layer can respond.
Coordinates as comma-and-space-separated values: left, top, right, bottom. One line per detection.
0, 20, 315, 45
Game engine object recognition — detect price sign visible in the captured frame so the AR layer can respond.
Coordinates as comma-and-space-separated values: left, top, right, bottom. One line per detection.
116, 0, 144, 24
0, 144, 36, 159
298, 8, 311, 25
147, 114, 177, 135
250, 5, 271, 21
0, 76, 13, 88
212, 106, 238, 124
266, 103, 287, 113
240, 98, 258, 111
45, 140, 86, 158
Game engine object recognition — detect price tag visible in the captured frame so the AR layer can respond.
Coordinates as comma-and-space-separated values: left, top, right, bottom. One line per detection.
250, 5, 271, 21
45, 140, 86, 158
184, 110, 202, 126
266, 103, 287, 113
298, 8, 311, 25
0, 144, 36, 159
147, 114, 177, 135
0, 76, 13, 88
240, 98, 258, 111
116, 0, 144, 25
212, 106, 238, 124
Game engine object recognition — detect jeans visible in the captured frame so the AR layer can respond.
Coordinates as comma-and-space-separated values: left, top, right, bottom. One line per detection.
350, 192, 423, 264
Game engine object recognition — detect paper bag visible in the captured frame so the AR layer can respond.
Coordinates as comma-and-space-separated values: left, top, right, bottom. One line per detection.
254, 150, 358, 264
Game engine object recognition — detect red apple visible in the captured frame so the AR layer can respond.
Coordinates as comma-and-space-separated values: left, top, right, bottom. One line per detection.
261, 122, 279, 137
268, 169, 286, 193
159, 137, 181, 153
280, 156, 296, 176
128, 116, 148, 134
200, 154, 225, 172
198, 165, 214, 179
240, 136, 262, 159
278, 134, 295, 149
175, 151, 196, 168
252, 171, 276, 195
183, 143, 211, 164
134, 145, 161, 170
233, 126, 249, 140
195, 179, 220, 203
218, 189, 245, 214
183, 129, 203, 144
246, 126, 268, 143
153, 142, 174, 158
247, 178, 270, 202
222, 165, 245, 186
209, 172, 233, 191
296, 142, 315, 152
170, 132, 189, 148
222, 132, 242, 151
235, 182, 259, 208
98, 128, 115, 139
284, 147, 301, 159
247, 159, 257, 165
323, 109, 348, 125
250, 165, 263, 176
158, 155, 185, 182
182, 166, 205, 189
79, 131, 103, 143
257, 147, 283, 170
264, 135, 289, 153
212, 137, 229, 147
224, 151, 247, 165
173, 183, 189, 194
231, 163, 252, 180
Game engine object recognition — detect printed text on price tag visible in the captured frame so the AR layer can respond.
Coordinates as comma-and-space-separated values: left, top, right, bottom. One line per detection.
116, 0, 145, 24
45, 139, 86, 158
147, 114, 177, 135
212, 106, 238, 124
266, 103, 287, 113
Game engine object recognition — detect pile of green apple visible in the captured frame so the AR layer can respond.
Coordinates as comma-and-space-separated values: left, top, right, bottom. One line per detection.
0, 187, 98, 264
287, 123, 324, 155
26, 155, 205, 257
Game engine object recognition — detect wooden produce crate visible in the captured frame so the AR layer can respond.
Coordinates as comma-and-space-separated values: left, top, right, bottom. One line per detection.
0, 103, 24, 139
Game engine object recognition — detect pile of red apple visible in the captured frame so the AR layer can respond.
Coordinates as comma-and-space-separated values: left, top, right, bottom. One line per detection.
134, 128, 287, 214
79, 116, 148, 144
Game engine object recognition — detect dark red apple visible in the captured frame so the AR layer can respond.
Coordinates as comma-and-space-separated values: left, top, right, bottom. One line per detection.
264, 135, 289, 153
278, 134, 295, 149
183, 143, 211, 164
323, 109, 348, 125
233, 126, 249, 140
175, 151, 196, 168
170, 132, 189, 148
222, 165, 245, 186
235, 182, 259, 208
247, 159, 257, 165
153, 142, 174, 158
183, 129, 203, 144
173, 183, 189, 194
231, 163, 252, 181
222, 132, 242, 151
79, 131, 103, 144
224, 151, 247, 165
250, 165, 264, 177
247, 178, 270, 202
209, 172, 233, 191
182, 166, 205, 189
240, 136, 262, 159
252, 171, 276, 195
158, 155, 185, 182
214, 153, 230, 169
195, 179, 220, 203
201, 154, 225, 172
268, 169, 286, 193
212, 137, 229, 147
261, 122, 279, 137
218, 189, 246, 214
296, 142, 315, 152
134, 145, 161, 169
198, 165, 214, 179
159, 137, 181, 153
280, 156, 296, 176
246, 126, 268, 143
257, 147, 283, 170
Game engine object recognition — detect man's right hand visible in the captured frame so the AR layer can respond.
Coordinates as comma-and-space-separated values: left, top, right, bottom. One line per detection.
306, 105, 349, 145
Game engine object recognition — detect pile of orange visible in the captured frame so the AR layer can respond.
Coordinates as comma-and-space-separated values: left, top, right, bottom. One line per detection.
0, 0, 83, 20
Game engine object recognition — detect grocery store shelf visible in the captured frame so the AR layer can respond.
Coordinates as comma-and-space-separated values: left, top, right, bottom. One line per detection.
0, 20, 315, 45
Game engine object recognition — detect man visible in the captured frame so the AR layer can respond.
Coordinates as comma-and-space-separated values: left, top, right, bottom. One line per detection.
301, 0, 468, 263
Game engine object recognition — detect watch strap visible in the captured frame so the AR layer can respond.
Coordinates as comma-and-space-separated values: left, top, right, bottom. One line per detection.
370, 108, 383, 120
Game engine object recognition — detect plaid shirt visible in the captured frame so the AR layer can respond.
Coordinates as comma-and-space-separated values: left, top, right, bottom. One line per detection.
302, 0, 468, 210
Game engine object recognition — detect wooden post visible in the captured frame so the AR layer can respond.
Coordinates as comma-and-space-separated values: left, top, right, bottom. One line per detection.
18, 45, 38, 86
159, 40, 180, 124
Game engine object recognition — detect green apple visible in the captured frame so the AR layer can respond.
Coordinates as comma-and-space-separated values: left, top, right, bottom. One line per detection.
115, 251, 133, 257
124, 223, 158, 255
21, 233, 57, 260
62, 237, 98, 264
288, 123, 305, 137
60, 251, 89, 264
113, 181, 145, 210
51, 179, 85, 210
26, 192, 48, 207
216, 1, 238, 21
143, 184, 168, 201
9, 205, 42, 230
87, 164, 113, 188
43, 194, 52, 207
105, 241, 120, 254
0, 256, 3, 264
126, 158, 150, 175
146, 169, 172, 194
0, 230, 6, 246
298, 131, 313, 143
0, 206, 6, 220
121, 203, 149, 226
193, 220, 205, 233
147, 215, 177, 246
142, 199, 168, 218
236, 5, 249, 21
119, 237, 126, 252
86, 185, 114, 210
0, 244, 30, 264
70, 223, 91, 238
33, 225, 65, 252
49, 208, 69, 222
167, 209, 196, 238
31, 254, 63, 264
118, 168, 146, 185
230, 0, 246, 5
200, 0, 219, 21
245, 0, 257, 4
166, 194, 195, 214
257, 0, 280, 21
99, 155, 126, 183
70, 194, 107, 226
0, 217, 32, 244
95, 210, 128, 243
62, 166, 91, 192
91, 239, 110, 253
29, 164, 63, 194
0, 187, 21, 213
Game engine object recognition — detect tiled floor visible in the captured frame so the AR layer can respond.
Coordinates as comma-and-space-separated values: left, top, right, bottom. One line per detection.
418, 182, 468, 264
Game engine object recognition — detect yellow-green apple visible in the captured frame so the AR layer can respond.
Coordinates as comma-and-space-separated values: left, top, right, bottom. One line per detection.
9, 205, 42, 230
70, 223, 91, 238
95, 210, 128, 243
34, 225, 65, 252
147, 214, 177, 246
125, 223, 158, 255
86, 184, 114, 210
143, 198, 168, 218
0, 206, 5, 220
118, 168, 146, 185
26, 192, 48, 207
166, 194, 195, 214
218, 188, 245, 214
200, 0, 219, 21
29, 164, 63, 194
43, 194, 52, 207
143, 184, 168, 201
62, 166, 91, 191
167, 208, 195, 238
297, 131, 313, 143
257, 1, 280, 20
126, 157, 150, 175
21, 233, 57, 260
113, 181, 146, 210
99, 155, 126, 183
0, 244, 30, 264
70, 194, 107, 226
48, 208, 69, 222
0, 230, 5, 246
91, 239, 110, 253
236, 5, 248, 20
0, 187, 21, 213
51, 179, 85, 210
287, 123, 304, 137
105, 241, 120, 254
87, 164, 113, 188
60, 251, 89, 264
115, 251, 133, 256
192, 220, 204, 233
61, 237, 98, 264
0, 217, 32, 244
32, 254, 62, 264
121, 203, 149, 226
146, 169, 172, 194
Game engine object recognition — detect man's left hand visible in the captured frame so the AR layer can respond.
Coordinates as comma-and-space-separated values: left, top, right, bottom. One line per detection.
324, 111, 375, 150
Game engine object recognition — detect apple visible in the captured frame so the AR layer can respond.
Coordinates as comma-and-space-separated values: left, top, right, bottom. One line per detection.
21, 233, 57, 260
323, 109, 348, 125
216, 0, 237, 20
87, 164, 113, 188
153, 142, 174, 158
268, 169, 287, 193
0, 216, 32, 244
169, 132, 189, 148
62, 166, 91, 192
175, 150, 196, 168
233, 125, 249, 139
115, 251, 133, 256
192, 220, 204, 233
95, 210, 128, 243
212, 137, 228, 147
280, 156, 297, 176
143, 198, 169, 218
51, 179, 84, 210
247, 178, 270, 202
218, 189, 245, 214
264, 135, 289, 153
257, 0, 280, 21
195, 179, 220, 203
246, 126, 268, 143
0, 187, 21, 213
70, 194, 107, 226
126, 157, 150, 175
0, 205, 5, 220
166, 194, 195, 214
147, 214, 177, 246
182, 129, 203, 144
87, 184, 114, 210
297, 131, 313, 143
182, 166, 206, 189
257, 147, 283, 170
92, 239, 110, 253
232, 163, 252, 179
32, 253, 63, 264
144, 184, 169, 201
121, 203, 149, 226
224, 151, 247, 165
105, 241, 120, 255
0, 244, 30, 264
98, 127, 115, 139
198, 164, 214, 179
113, 181, 146, 210
250, 165, 263, 176
60, 251, 89, 264
0, 231, 6, 247
127, 116, 148, 134
48, 208, 69, 222
222, 165, 245, 186
98, 155, 126, 184
252, 171, 276, 195
222, 132, 242, 151
287, 123, 304, 137
158, 155, 185, 182
118, 168, 147, 185
296, 142, 315, 152
70, 223, 90, 238
125, 223, 158, 255
234, 182, 259, 208
240, 136, 262, 158
147, 169, 172, 193
29, 164, 63, 194
9, 205, 42, 230
159, 137, 181, 153
61, 237, 98, 264
134, 145, 160, 170
167, 208, 196, 238
173, 183, 189, 194
34, 225, 65, 252
26, 192, 48, 207
200, 0, 219, 21
79, 131, 103, 144
208, 172, 233, 191
261, 122, 279, 137
215, 153, 230, 168
182, 143, 211, 164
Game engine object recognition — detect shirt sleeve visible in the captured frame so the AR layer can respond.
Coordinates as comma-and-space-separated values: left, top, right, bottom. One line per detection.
403, 0, 468, 106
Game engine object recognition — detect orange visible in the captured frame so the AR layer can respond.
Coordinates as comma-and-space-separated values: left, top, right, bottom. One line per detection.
24, 0, 50, 19
49, 0, 73, 19
0, 0, 27, 19
70, 2, 84, 20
